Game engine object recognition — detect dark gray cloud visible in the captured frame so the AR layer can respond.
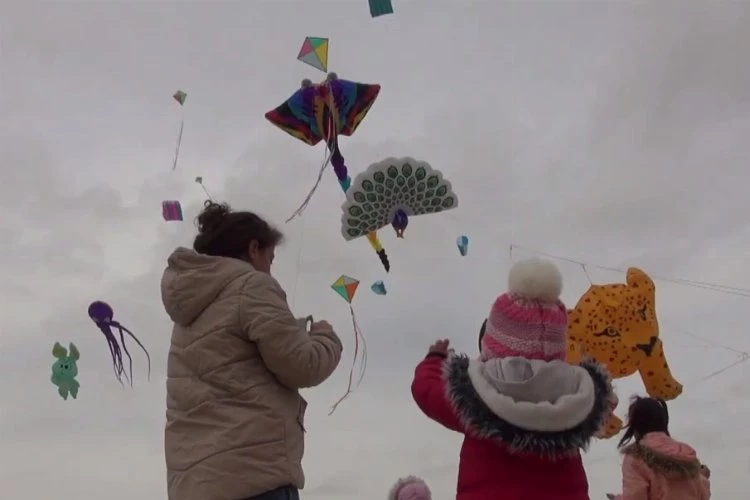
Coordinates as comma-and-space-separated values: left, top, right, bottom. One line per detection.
1, 2, 749, 498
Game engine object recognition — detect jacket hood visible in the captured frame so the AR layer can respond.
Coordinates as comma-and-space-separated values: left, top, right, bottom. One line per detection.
444, 354, 613, 458
622, 432, 702, 478
161, 247, 255, 326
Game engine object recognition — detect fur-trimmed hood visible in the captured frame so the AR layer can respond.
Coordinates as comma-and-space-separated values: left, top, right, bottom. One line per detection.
621, 432, 702, 478
443, 354, 613, 458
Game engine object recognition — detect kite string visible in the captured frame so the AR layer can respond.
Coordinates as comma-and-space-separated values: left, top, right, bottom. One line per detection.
664, 322, 750, 385
328, 304, 367, 415
665, 322, 748, 356
509, 244, 750, 298
198, 181, 212, 200
687, 353, 750, 386
290, 214, 305, 312
171, 110, 185, 171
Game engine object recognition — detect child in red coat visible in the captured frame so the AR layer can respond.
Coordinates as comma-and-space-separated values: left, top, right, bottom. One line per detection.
411, 258, 615, 500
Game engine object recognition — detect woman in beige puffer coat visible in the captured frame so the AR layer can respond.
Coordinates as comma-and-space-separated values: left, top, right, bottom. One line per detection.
161, 200, 342, 500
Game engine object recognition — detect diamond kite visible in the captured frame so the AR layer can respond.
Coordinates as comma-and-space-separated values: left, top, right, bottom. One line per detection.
162, 200, 183, 221
51, 342, 80, 400
329, 275, 367, 414
332, 275, 360, 303
297, 36, 328, 73
265, 72, 391, 272
88, 301, 151, 387
173, 90, 187, 105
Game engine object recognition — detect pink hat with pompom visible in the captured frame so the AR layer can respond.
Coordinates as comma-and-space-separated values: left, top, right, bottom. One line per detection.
388, 476, 431, 500
481, 257, 568, 362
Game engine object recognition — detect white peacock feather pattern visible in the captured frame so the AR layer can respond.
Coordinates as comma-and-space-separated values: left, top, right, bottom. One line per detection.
340, 157, 458, 240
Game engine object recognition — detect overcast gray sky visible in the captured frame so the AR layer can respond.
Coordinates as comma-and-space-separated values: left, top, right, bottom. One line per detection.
2, 1, 750, 498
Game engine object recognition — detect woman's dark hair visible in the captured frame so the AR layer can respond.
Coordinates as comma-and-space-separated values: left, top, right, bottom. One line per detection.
618, 395, 670, 448
193, 200, 283, 259
478, 319, 487, 352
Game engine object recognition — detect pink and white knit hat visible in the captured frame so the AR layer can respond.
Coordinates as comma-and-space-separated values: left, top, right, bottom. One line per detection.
481, 257, 567, 362
388, 476, 431, 500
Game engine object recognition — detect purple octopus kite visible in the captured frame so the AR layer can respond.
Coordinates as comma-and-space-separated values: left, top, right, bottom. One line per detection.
88, 301, 151, 386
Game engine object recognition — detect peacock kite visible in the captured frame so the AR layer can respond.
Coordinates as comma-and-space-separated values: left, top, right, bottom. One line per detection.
340, 157, 459, 242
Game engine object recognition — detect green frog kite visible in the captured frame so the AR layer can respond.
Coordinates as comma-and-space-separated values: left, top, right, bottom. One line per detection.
51, 342, 80, 400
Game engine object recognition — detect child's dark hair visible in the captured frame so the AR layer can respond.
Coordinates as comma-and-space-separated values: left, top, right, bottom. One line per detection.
478, 319, 487, 352
193, 200, 283, 259
618, 395, 670, 448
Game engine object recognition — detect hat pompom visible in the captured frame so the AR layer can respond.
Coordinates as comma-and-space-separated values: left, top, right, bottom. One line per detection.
388, 476, 431, 500
507, 257, 562, 302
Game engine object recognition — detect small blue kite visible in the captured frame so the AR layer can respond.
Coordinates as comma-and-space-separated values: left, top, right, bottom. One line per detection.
369, 0, 393, 18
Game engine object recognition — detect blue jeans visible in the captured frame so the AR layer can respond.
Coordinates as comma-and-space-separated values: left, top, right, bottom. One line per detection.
243, 486, 299, 500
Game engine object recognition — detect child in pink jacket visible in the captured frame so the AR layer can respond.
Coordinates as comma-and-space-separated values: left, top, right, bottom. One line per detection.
608, 396, 710, 500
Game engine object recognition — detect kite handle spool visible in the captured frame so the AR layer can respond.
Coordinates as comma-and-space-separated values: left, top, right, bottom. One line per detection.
297, 315, 314, 333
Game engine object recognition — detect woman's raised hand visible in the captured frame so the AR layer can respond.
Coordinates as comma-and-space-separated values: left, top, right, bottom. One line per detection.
310, 320, 333, 333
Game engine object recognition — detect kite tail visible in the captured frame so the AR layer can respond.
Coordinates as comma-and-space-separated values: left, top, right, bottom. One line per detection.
106, 334, 126, 388
171, 116, 184, 170
285, 116, 338, 223
328, 140, 351, 192
113, 321, 151, 382
328, 304, 367, 415
284, 150, 332, 223
366, 232, 391, 272
116, 328, 135, 388
351, 306, 368, 385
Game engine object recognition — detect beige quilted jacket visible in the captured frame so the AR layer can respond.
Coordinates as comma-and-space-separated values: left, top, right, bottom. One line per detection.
161, 247, 342, 500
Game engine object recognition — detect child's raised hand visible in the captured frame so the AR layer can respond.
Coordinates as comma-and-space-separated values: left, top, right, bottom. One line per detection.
428, 339, 450, 356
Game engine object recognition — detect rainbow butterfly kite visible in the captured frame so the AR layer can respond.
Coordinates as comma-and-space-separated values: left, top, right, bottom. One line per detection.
265, 52, 391, 272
